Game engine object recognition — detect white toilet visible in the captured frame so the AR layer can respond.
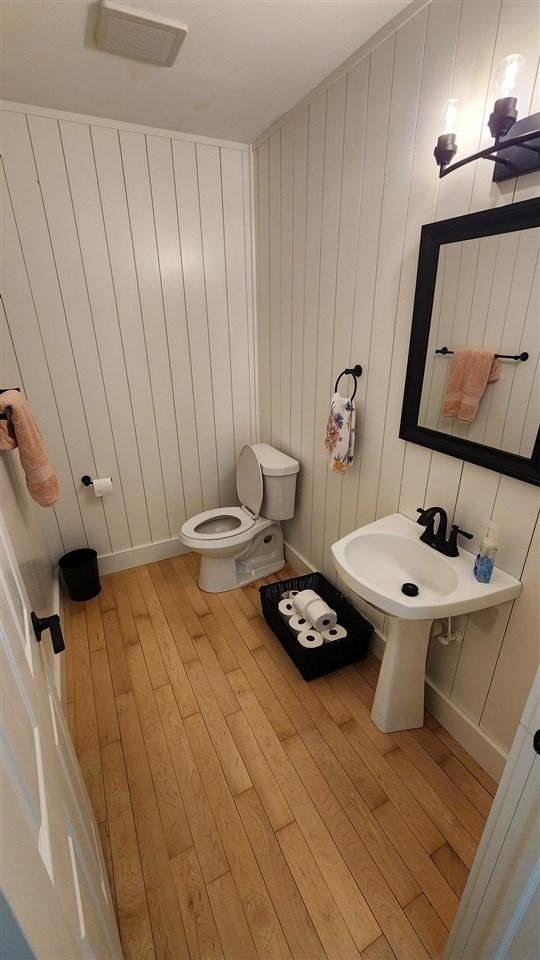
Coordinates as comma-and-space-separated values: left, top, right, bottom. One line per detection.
180, 443, 300, 593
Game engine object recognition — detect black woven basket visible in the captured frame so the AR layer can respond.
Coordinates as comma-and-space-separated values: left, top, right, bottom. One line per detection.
259, 571, 373, 681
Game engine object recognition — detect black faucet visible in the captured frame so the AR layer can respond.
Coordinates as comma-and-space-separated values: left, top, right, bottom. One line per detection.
416, 506, 473, 557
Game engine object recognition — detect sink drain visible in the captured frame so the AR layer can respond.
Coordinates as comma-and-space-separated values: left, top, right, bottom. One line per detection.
401, 582, 419, 597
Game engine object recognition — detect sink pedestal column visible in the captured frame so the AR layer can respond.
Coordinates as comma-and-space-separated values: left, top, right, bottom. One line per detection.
371, 617, 432, 733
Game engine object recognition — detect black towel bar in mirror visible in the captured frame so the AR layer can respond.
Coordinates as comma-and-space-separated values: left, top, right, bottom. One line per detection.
334, 364, 363, 401
435, 347, 528, 362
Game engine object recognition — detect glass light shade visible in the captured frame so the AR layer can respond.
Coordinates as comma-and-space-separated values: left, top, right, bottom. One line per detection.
495, 54, 525, 97
441, 98, 460, 135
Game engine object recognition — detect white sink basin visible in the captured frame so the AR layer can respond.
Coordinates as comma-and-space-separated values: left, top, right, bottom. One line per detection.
332, 512, 521, 620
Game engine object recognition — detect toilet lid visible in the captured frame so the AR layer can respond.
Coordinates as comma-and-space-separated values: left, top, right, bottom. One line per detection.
236, 445, 263, 516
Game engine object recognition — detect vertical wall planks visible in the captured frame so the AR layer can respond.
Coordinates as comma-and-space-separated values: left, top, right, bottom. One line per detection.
119, 130, 186, 535
28, 115, 131, 554
2, 111, 111, 554
268, 130, 282, 450
2, 105, 253, 561
254, 0, 540, 759
196, 143, 236, 506
222, 147, 253, 460
92, 125, 170, 543
298, 92, 327, 563
146, 134, 202, 520
279, 121, 294, 455
322, 59, 368, 577
338, 36, 395, 542
255, 140, 271, 444
310, 76, 347, 574
59, 120, 151, 548
172, 140, 221, 510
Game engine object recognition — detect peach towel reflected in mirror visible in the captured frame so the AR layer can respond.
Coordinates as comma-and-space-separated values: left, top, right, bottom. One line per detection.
442, 348, 501, 423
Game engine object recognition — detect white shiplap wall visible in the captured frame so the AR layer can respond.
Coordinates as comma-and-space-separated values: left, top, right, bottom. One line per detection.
254, 0, 540, 771
1, 103, 256, 570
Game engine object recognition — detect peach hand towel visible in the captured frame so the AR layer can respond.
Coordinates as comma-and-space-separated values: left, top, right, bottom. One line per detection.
443, 348, 501, 423
0, 390, 60, 506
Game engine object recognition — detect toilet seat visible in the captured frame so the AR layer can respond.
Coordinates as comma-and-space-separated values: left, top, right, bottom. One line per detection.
181, 505, 255, 542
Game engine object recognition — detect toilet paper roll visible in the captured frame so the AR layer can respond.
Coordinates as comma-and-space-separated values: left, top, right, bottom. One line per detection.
93, 477, 113, 498
304, 598, 337, 633
288, 614, 312, 635
293, 589, 321, 619
322, 624, 347, 643
297, 629, 323, 649
288, 589, 300, 598
278, 599, 295, 621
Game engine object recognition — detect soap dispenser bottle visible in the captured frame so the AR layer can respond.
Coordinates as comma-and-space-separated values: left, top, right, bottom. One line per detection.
474, 522, 498, 583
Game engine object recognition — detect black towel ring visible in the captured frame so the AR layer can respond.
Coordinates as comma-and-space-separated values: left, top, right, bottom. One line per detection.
334, 364, 363, 401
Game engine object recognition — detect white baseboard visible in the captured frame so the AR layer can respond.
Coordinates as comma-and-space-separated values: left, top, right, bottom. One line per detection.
284, 540, 506, 782
97, 537, 188, 575
284, 541, 314, 575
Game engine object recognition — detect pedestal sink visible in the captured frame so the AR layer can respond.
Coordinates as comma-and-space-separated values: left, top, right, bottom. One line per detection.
331, 513, 521, 733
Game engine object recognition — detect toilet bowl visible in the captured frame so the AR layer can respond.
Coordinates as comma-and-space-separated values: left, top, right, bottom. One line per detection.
180, 443, 299, 593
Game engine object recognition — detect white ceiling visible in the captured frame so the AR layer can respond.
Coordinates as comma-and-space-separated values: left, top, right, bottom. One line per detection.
1, 0, 410, 142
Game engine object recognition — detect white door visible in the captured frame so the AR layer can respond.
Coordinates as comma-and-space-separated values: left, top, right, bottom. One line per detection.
0, 520, 122, 959
445, 668, 540, 959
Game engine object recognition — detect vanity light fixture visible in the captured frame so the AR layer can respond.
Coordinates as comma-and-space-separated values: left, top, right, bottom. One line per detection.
434, 54, 540, 181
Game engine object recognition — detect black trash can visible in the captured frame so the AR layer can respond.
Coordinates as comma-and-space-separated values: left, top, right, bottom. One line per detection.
59, 548, 101, 602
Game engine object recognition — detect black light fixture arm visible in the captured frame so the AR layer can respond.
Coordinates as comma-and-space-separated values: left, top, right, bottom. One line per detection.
438, 128, 540, 178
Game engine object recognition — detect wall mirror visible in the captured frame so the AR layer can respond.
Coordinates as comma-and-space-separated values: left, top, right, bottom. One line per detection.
400, 198, 540, 485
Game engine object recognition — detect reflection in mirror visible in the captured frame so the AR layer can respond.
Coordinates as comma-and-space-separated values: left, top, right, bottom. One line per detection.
418, 226, 539, 458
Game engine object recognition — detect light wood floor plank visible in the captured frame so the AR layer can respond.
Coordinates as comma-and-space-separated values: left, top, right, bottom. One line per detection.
85, 596, 106, 652
155, 684, 229, 884
102, 608, 132, 697
435, 727, 498, 797
160, 559, 206, 639
207, 872, 258, 960
229, 676, 381, 953
276, 821, 362, 960
404, 894, 448, 959
362, 935, 397, 960
185, 657, 252, 796
373, 800, 459, 929
193, 633, 239, 717
116, 692, 190, 960
431, 843, 469, 898
170, 846, 224, 960
301, 727, 418, 908
385, 744, 479, 868
184, 711, 292, 960
110, 573, 140, 647
341, 719, 445, 854
252, 644, 315, 734
284, 734, 429, 960
90, 647, 120, 747
172, 555, 211, 619
126, 642, 192, 857
147, 562, 198, 664
227, 709, 293, 832
199, 612, 239, 673
317, 712, 388, 810
236, 787, 326, 960
101, 739, 155, 960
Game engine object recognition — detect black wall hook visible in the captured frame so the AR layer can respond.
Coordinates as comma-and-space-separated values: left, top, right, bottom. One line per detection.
334, 364, 363, 401
0, 387, 21, 421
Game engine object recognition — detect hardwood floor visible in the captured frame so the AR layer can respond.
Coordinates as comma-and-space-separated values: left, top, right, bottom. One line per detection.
64, 556, 497, 960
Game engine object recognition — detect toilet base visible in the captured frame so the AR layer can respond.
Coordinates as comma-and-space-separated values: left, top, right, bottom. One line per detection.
198, 523, 285, 593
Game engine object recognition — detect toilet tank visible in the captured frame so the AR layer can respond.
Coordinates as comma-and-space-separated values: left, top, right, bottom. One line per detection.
251, 443, 300, 520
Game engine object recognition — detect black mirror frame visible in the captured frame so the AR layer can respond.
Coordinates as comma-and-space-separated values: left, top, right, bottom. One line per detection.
400, 197, 540, 487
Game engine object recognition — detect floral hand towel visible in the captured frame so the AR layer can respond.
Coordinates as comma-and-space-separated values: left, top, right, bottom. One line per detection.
325, 393, 356, 473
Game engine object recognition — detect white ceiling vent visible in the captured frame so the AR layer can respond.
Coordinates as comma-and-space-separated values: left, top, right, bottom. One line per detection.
95, 1, 188, 67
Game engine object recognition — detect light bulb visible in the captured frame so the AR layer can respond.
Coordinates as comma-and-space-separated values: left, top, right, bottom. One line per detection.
441, 98, 460, 135
495, 54, 525, 98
